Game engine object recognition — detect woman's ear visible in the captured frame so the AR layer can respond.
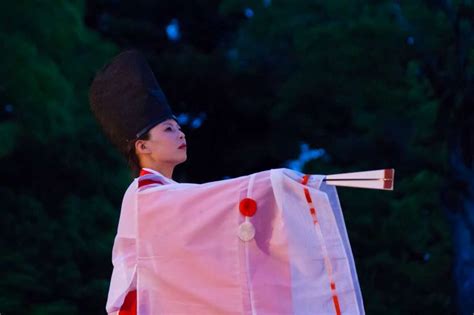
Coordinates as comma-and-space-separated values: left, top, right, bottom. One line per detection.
135, 140, 151, 154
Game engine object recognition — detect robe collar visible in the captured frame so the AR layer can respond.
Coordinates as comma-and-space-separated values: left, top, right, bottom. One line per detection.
139, 167, 178, 185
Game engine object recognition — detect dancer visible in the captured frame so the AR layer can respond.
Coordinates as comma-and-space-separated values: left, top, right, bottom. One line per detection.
90, 50, 365, 315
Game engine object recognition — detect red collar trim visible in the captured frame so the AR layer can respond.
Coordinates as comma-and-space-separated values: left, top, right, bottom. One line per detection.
139, 169, 153, 177
138, 178, 164, 188
138, 169, 164, 188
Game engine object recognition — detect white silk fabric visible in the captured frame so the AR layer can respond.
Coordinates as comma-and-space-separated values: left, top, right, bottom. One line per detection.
106, 168, 365, 314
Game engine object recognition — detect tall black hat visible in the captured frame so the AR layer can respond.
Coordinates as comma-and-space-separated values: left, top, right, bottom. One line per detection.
89, 49, 176, 156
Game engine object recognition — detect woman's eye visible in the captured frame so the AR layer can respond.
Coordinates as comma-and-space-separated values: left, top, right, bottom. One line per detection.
165, 127, 172, 131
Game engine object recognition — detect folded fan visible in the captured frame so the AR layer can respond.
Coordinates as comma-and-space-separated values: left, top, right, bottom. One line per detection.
324, 169, 395, 190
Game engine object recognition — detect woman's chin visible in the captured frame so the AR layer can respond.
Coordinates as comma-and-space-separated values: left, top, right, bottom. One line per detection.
178, 154, 187, 164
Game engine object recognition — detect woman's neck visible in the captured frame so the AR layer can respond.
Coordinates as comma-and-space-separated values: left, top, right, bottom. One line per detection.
141, 162, 174, 179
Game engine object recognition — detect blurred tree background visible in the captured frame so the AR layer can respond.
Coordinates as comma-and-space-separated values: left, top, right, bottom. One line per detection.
1, 0, 473, 314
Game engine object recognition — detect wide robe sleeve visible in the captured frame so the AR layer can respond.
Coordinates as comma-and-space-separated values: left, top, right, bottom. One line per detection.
133, 168, 365, 315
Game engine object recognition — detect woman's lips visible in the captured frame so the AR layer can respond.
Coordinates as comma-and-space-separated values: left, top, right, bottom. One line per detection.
178, 144, 187, 149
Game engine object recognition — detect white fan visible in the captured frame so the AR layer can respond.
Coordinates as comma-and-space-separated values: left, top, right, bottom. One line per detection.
324, 169, 395, 190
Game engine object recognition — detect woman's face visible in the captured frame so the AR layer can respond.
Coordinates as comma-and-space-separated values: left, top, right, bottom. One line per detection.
136, 119, 187, 166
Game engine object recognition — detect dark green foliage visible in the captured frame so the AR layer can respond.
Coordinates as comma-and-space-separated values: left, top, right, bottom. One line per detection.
0, 1, 126, 314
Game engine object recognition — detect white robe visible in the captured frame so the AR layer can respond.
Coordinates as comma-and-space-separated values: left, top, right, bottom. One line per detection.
106, 168, 365, 315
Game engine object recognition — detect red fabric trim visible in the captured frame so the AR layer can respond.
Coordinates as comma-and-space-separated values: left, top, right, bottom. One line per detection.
303, 188, 312, 203
139, 169, 152, 177
138, 178, 164, 188
118, 290, 137, 315
138, 169, 164, 188
332, 295, 342, 315
302, 174, 341, 315
301, 174, 310, 185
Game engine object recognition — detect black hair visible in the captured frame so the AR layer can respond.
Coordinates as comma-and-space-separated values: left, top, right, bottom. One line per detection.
127, 131, 151, 177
